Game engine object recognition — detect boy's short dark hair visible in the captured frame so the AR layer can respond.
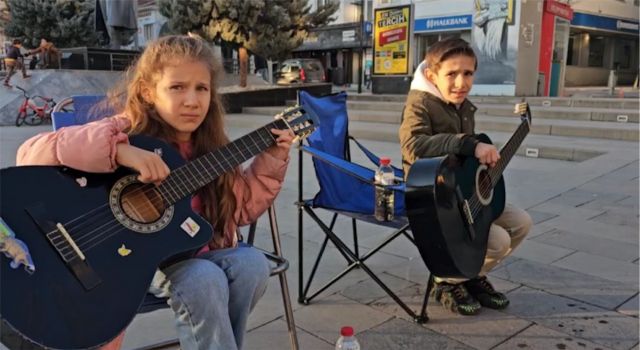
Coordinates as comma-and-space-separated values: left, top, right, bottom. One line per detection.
12, 39, 22, 45
425, 38, 477, 72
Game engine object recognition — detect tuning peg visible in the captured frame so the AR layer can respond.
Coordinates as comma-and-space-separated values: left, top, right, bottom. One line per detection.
514, 102, 528, 115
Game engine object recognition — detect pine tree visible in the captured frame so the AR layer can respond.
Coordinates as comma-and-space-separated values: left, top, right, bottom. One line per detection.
248, 0, 338, 62
158, 0, 337, 87
5, 0, 98, 49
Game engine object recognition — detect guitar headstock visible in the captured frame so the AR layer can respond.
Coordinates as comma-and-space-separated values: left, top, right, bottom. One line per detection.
274, 104, 320, 143
514, 99, 532, 126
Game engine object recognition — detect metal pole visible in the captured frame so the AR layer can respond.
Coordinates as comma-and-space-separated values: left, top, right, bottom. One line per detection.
357, 0, 364, 94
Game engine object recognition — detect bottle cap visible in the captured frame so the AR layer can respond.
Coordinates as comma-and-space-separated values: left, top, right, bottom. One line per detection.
380, 157, 391, 166
340, 326, 354, 336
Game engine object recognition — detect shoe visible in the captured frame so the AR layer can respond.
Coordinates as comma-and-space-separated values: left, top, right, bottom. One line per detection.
431, 281, 481, 315
23, 75, 32, 79
3, 81, 11, 87
464, 276, 510, 309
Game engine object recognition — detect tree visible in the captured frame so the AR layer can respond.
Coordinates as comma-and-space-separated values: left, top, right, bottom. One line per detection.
4, 0, 98, 48
248, 0, 338, 63
159, 0, 337, 87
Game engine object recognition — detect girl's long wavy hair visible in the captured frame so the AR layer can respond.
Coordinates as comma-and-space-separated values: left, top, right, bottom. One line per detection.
109, 35, 235, 246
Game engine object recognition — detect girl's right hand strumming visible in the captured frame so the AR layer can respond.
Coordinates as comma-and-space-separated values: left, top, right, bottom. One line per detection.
116, 143, 170, 184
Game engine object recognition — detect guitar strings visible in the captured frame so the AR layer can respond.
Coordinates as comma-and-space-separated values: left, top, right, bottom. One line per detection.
466, 121, 529, 219
52, 128, 279, 256
62, 126, 273, 236
76, 127, 278, 252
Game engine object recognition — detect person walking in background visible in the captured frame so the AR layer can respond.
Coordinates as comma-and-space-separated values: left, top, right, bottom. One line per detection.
3, 39, 31, 87
28, 37, 60, 69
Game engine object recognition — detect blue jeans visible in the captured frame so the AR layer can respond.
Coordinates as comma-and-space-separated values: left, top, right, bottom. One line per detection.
152, 245, 270, 350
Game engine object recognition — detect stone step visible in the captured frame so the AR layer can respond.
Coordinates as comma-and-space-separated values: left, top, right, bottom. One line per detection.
345, 93, 639, 110
477, 104, 638, 123
284, 99, 639, 123
242, 106, 639, 141
227, 113, 639, 162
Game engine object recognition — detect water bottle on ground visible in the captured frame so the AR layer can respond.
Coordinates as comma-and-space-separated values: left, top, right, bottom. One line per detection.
335, 326, 361, 350
374, 157, 395, 222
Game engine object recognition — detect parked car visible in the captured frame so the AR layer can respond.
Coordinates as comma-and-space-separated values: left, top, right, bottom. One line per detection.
276, 58, 326, 85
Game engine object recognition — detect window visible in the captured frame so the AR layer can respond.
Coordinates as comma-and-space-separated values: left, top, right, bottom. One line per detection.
305, 62, 323, 72
588, 36, 605, 67
143, 24, 154, 41
567, 36, 575, 65
613, 39, 633, 69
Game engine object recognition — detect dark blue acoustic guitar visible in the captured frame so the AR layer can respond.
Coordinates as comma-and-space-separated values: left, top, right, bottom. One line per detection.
0, 106, 318, 350
405, 102, 531, 279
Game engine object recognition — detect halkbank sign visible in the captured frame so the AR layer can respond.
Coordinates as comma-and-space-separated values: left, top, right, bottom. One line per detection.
414, 14, 473, 33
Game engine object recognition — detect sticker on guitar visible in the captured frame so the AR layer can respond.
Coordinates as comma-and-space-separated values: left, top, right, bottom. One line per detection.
0, 217, 35, 273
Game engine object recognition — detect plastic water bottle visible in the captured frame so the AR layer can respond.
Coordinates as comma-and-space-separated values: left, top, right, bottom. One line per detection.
335, 326, 361, 350
374, 157, 395, 222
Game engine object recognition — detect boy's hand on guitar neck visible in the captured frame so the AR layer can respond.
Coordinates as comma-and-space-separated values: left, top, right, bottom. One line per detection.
116, 143, 170, 185
474, 142, 500, 168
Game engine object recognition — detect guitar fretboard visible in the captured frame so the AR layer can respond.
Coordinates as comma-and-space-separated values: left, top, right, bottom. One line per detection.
156, 118, 287, 204
489, 118, 530, 187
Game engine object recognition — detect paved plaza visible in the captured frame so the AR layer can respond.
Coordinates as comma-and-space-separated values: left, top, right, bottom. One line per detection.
0, 100, 638, 349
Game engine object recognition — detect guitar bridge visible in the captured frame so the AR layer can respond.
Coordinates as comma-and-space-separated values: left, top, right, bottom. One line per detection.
25, 203, 101, 290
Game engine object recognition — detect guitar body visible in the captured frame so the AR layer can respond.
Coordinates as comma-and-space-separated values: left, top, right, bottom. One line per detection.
405, 134, 505, 279
0, 135, 212, 349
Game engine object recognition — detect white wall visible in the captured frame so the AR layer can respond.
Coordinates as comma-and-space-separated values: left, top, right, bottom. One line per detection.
413, 0, 473, 17
570, 0, 639, 21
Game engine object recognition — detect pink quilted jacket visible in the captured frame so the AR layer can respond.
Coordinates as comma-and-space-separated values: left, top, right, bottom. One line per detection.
16, 115, 289, 251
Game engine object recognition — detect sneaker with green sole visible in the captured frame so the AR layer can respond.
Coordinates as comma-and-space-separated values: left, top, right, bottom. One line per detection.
431, 281, 481, 315
464, 276, 510, 309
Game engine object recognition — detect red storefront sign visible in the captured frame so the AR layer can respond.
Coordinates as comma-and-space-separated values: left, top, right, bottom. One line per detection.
538, 0, 574, 96
378, 27, 407, 46
545, 0, 573, 21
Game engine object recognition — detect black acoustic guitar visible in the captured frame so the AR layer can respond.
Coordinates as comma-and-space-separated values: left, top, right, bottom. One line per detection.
405, 103, 531, 279
0, 106, 318, 350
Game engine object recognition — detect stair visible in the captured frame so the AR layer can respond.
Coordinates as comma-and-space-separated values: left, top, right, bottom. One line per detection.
237, 94, 638, 163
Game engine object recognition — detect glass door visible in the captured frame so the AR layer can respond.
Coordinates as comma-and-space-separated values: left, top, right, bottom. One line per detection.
550, 17, 570, 96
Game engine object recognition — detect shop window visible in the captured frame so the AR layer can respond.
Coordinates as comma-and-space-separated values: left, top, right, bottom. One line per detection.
614, 39, 633, 69
567, 36, 575, 65
588, 36, 605, 67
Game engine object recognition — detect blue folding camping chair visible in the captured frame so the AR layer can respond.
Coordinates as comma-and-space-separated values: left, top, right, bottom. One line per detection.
51, 96, 299, 349
297, 91, 432, 323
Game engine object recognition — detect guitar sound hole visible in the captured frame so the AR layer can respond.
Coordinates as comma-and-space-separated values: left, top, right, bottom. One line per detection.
477, 170, 493, 202
119, 183, 166, 223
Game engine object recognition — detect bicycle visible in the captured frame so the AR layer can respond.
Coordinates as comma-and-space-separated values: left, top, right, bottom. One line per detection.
14, 86, 65, 126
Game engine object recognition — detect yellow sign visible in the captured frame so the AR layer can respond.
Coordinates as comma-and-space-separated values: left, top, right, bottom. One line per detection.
374, 6, 411, 75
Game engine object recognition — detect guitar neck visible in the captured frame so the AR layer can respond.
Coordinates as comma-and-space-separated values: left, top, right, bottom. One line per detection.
489, 118, 530, 187
157, 118, 286, 204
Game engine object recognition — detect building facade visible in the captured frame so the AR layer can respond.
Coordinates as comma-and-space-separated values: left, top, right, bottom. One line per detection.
135, 0, 167, 48
566, 0, 639, 87
294, 0, 373, 88
370, 0, 638, 96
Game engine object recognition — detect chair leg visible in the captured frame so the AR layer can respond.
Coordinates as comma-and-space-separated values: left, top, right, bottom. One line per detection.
351, 217, 359, 260
268, 207, 300, 350
416, 273, 434, 324
301, 207, 421, 321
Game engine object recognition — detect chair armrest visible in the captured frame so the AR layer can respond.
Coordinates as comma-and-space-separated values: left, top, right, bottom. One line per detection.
301, 145, 375, 184
348, 135, 404, 179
